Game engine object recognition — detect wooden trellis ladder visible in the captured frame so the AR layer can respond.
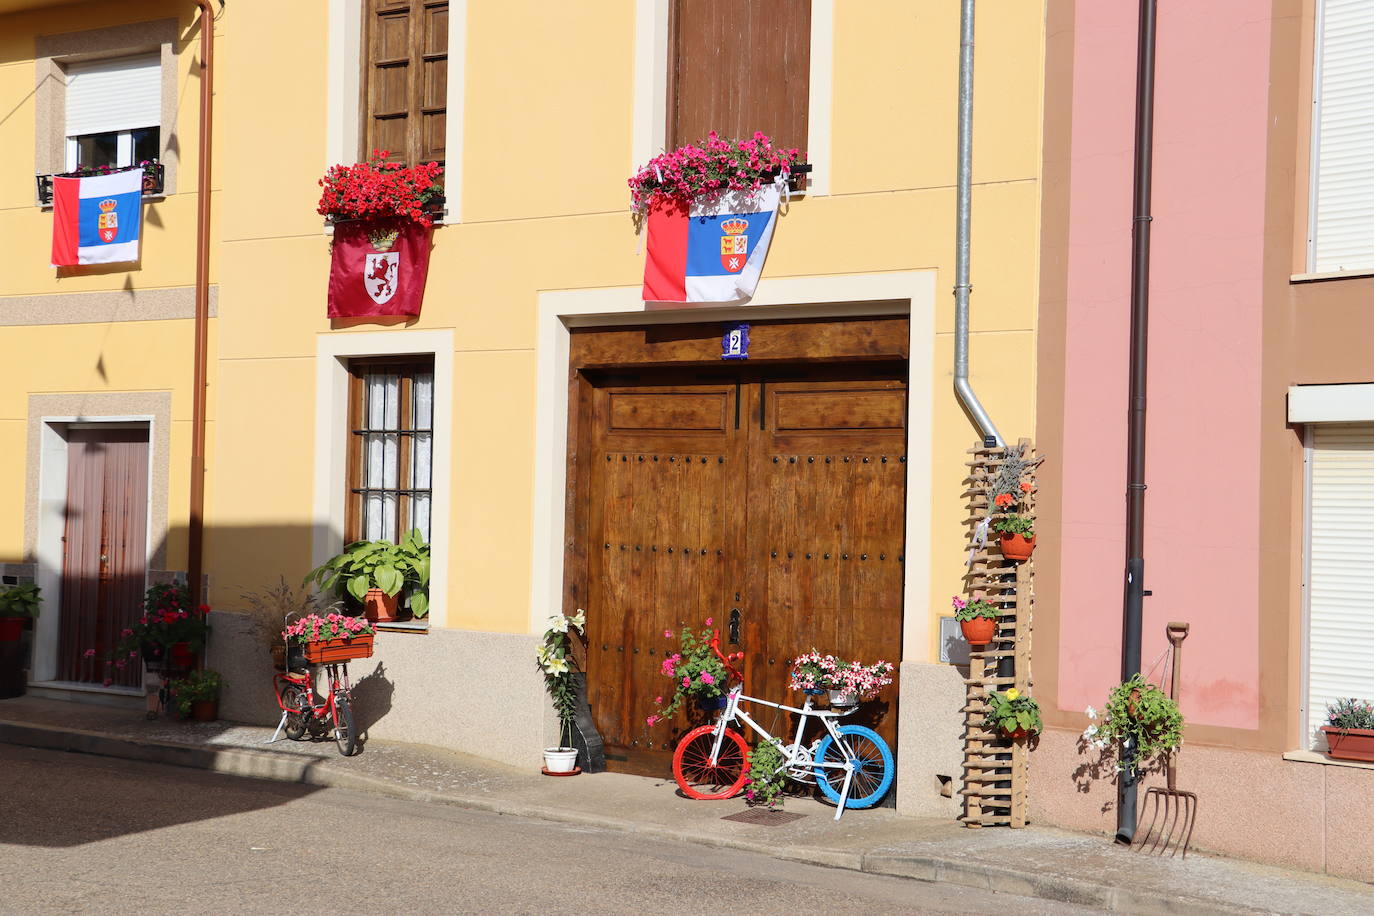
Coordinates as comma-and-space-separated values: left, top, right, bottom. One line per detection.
960, 438, 1037, 828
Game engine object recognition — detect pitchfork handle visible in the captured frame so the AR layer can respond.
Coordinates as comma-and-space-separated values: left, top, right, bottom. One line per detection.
1165, 622, 1188, 790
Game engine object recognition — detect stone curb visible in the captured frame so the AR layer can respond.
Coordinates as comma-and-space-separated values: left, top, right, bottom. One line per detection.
0, 720, 1267, 915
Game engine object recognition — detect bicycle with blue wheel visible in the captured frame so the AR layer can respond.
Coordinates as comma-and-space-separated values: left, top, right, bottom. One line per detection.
670, 636, 894, 819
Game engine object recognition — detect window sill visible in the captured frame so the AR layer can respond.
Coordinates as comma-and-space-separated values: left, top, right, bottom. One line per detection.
375, 620, 429, 634
1282, 749, 1374, 771
322, 212, 449, 236
1290, 269, 1374, 284
39, 193, 167, 213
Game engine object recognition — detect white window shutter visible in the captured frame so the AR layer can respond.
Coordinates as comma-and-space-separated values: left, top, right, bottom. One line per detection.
1307, 424, 1374, 749
65, 53, 160, 139
1310, 1, 1374, 273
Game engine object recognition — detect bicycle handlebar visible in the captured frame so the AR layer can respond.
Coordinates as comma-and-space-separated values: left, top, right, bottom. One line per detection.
709, 629, 745, 684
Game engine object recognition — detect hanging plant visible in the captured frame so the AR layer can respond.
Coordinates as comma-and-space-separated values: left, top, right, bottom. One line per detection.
317, 150, 444, 226
628, 131, 803, 223
1083, 674, 1184, 771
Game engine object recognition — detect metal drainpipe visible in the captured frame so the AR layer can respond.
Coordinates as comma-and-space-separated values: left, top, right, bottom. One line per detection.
187, 0, 220, 609
954, 0, 1004, 449
1116, 0, 1159, 846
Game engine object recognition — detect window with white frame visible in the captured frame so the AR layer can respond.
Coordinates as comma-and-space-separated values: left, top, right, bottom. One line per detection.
1308, 0, 1374, 273
64, 53, 161, 173
1305, 423, 1374, 749
345, 356, 434, 545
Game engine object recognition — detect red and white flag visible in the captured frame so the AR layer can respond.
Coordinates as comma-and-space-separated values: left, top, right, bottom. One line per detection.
327, 220, 433, 318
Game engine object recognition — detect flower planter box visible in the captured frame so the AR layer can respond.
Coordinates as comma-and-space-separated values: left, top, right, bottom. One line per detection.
1322, 726, 1374, 763
303, 633, 374, 664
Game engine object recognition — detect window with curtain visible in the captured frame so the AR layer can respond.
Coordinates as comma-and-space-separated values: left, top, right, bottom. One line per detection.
1308, 0, 1374, 273
666, 0, 811, 155
345, 357, 434, 545
362, 0, 448, 165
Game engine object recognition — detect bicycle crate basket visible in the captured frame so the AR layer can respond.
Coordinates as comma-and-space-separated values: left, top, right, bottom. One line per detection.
303, 633, 375, 664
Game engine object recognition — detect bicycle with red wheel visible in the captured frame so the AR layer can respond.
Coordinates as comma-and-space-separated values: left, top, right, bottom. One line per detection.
670, 634, 894, 820
270, 613, 375, 757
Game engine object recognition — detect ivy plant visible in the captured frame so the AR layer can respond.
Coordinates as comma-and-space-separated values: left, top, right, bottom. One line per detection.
745, 739, 787, 808
1084, 673, 1184, 771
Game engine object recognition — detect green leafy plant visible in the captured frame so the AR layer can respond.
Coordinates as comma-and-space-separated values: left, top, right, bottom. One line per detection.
744, 739, 787, 808
951, 596, 1000, 622
1326, 697, 1374, 731
0, 584, 41, 618
1083, 674, 1184, 771
986, 688, 1042, 737
536, 609, 587, 748
304, 529, 431, 617
646, 619, 739, 726
169, 668, 223, 718
991, 514, 1034, 537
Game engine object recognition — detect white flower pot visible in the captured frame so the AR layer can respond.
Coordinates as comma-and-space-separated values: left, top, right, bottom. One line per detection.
543, 747, 579, 773
829, 689, 859, 707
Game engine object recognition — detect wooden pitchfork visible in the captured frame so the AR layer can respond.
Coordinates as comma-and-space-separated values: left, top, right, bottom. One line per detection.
1134, 621, 1197, 858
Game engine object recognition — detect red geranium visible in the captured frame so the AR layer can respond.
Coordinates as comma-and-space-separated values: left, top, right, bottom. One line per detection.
317, 150, 444, 227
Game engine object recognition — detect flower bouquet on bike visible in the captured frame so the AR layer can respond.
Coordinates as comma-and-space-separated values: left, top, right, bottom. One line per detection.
647, 622, 895, 819
283, 612, 376, 664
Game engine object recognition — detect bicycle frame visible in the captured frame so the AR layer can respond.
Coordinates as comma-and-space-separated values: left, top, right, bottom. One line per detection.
268, 661, 351, 743
696, 633, 862, 819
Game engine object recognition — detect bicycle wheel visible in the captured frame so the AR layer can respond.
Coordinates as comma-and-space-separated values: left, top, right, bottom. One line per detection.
279, 683, 308, 741
672, 725, 749, 800
332, 691, 357, 757
813, 725, 894, 809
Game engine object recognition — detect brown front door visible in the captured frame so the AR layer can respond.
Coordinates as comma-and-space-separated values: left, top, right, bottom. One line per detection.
58, 427, 150, 686
584, 366, 906, 775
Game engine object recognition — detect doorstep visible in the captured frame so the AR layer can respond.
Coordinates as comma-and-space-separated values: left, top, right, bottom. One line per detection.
27, 681, 142, 710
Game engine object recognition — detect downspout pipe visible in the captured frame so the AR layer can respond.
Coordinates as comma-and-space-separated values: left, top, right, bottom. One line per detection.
1116, 0, 1158, 846
187, 0, 220, 608
954, 0, 1004, 449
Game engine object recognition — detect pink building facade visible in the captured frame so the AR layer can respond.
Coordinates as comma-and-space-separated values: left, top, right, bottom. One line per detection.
1033, 0, 1374, 879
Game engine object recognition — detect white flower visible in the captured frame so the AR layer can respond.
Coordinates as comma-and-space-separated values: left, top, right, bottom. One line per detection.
535, 645, 551, 663
1082, 724, 1098, 739
570, 608, 586, 630
543, 656, 570, 675
1085, 705, 1097, 720
1093, 738, 1109, 750
547, 614, 570, 634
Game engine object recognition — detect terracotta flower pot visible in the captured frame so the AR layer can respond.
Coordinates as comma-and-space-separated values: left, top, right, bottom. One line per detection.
960, 616, 997, 647
0, 617, 22, 642
191, 699, 218, 722
999, 532, 1036, 561
1003, 726, 1028, 740
363, 588, 400, 623
1322, 726, 1374, 763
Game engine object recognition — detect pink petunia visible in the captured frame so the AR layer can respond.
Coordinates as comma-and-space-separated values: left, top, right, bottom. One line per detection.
682, 676, 690, 688
705, 618, 713, 626
700, 672, 715, 685
664, 629, 673, 638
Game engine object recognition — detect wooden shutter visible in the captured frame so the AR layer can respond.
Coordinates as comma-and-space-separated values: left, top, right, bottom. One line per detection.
1309, 0, 1374, 272
1307, 424, 1374, 749
362, 0, 448, 165
667, 0, 811, 154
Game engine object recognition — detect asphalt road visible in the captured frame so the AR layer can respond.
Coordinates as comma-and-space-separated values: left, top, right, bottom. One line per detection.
0, 744, 1101, 915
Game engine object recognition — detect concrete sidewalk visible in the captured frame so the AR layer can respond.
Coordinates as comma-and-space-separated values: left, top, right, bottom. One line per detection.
1, 696, 1370, 916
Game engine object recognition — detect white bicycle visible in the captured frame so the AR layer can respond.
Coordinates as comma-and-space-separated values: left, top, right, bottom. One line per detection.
670, 638, 894, 819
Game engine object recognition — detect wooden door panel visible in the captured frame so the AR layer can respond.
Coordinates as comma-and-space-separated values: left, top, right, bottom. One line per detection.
750, 377, 906, 753
583, 367, 905, 779
586, 379, 744, 764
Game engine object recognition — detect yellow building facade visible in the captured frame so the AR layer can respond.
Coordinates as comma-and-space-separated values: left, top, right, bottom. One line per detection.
1, 0, 1042, 815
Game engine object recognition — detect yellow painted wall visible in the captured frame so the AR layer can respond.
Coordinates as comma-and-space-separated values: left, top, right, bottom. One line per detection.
3, 0, 1044, 660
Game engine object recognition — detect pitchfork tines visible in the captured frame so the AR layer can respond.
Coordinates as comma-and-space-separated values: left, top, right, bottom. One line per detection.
1134, 621, 1198, 858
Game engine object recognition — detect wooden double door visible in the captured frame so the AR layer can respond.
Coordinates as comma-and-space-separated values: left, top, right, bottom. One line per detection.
584, 365, 907, 775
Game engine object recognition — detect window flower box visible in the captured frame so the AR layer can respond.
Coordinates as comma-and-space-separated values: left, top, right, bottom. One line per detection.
36, 161, 163, 206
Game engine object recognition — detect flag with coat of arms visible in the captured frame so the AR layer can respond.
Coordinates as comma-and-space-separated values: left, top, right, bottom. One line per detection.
327, 219, 434, 318
50, 168, 143, 267
642, 180, 783, 304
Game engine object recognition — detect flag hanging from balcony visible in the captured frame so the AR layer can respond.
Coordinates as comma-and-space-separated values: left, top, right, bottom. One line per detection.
642, 181, 783, 304
327, 220, 434, 318
50, 169, 143, 267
